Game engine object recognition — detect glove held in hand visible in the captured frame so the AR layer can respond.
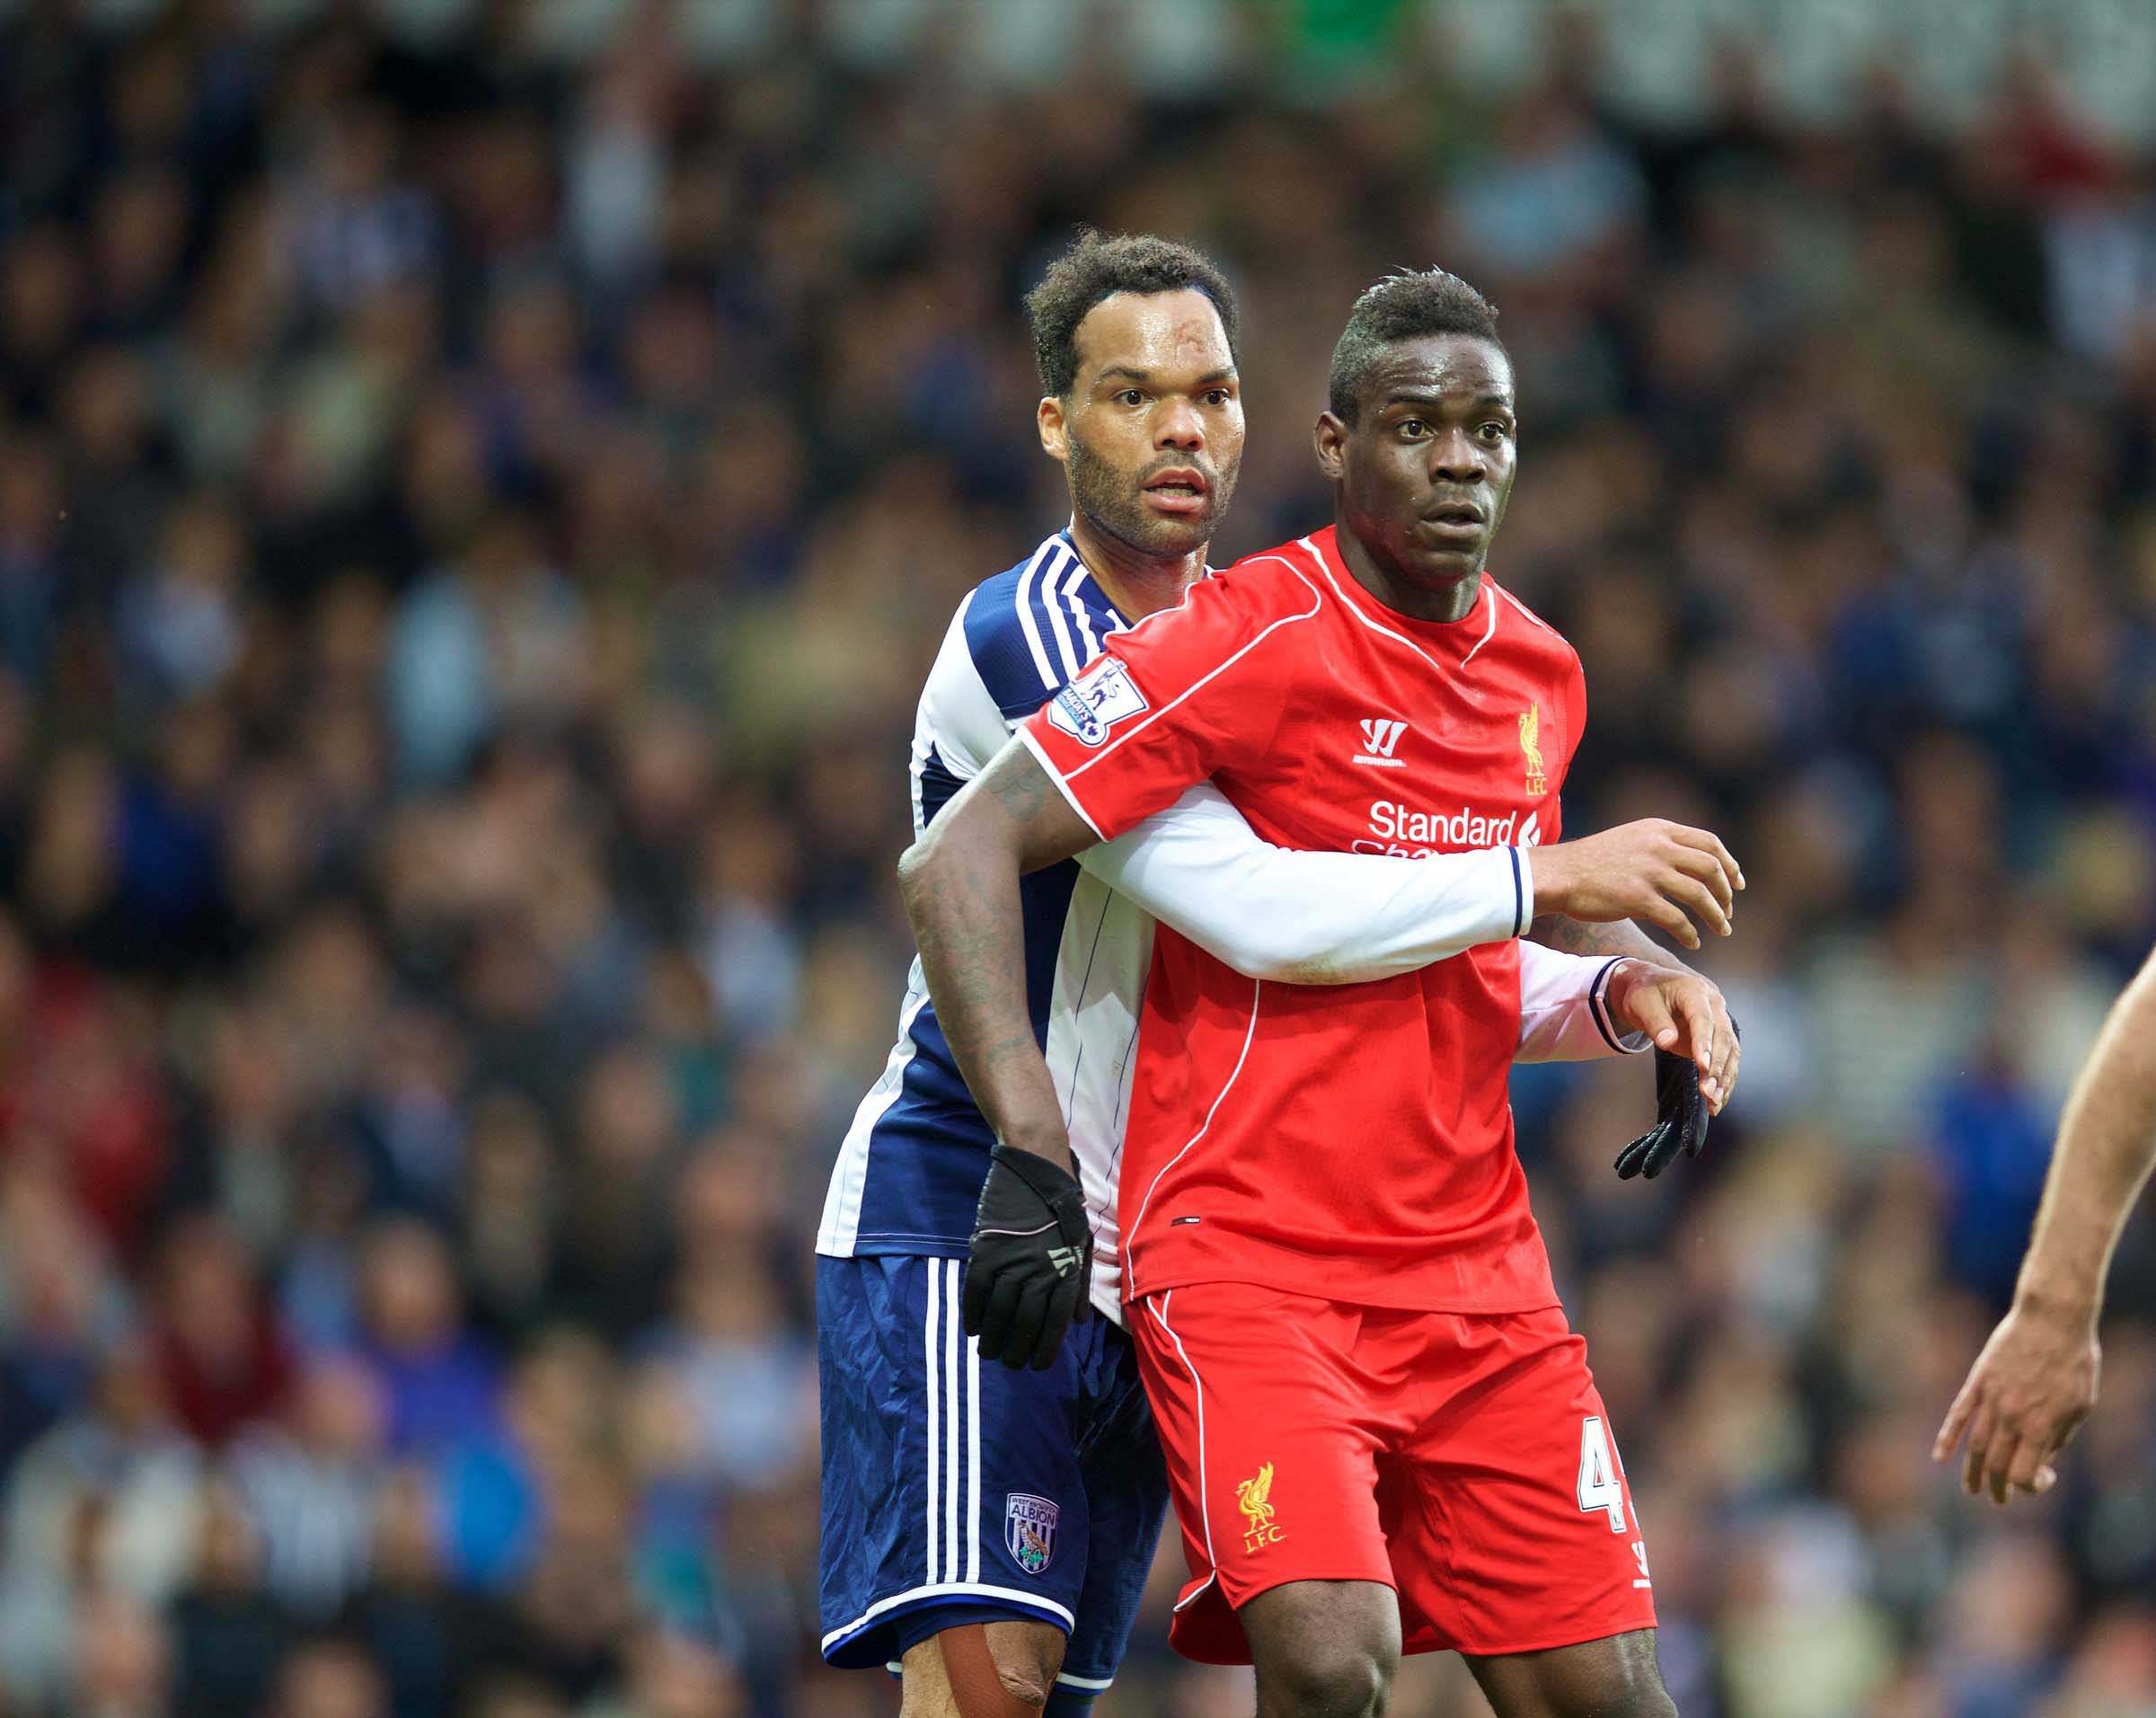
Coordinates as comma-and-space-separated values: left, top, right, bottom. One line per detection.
1614, 1018, 1740, 1182
964, 1143, 1094, 1369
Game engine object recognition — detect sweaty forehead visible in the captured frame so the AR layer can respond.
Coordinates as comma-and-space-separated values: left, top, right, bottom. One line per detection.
1073, 289, 1233, 382
1367, 334, 1512, 403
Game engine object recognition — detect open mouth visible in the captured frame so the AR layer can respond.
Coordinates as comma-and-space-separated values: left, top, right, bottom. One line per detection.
1141, 467, 1212, 518
1421, 501, 1485, 527
1144, 468, 1211, 502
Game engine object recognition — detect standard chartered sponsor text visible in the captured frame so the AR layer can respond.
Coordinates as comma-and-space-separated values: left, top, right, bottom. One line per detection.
1356, 800, 1538, 857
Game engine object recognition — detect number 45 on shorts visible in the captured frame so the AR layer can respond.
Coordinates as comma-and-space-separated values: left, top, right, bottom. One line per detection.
1576, 1415, 1653, 1588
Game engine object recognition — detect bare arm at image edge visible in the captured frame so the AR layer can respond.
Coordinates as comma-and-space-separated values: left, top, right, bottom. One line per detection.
1935, 946, 2156, 1504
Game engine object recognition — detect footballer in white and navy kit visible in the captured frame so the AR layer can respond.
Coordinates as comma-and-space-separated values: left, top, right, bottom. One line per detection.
815, 533, 1166, 1700
813, 530, 1627, 1699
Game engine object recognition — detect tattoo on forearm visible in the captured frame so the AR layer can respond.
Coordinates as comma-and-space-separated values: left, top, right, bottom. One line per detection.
986, 757, 1049, 823
1529, 913, 1602, 957
1529, 914, 1690, 972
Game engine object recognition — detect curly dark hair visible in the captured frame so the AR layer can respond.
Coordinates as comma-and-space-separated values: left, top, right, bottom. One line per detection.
1327, 270, 1503, 423
1023, 229, 1241, 398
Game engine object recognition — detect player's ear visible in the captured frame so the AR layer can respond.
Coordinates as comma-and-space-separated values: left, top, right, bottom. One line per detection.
1038, 395, 1069, 464
1313, 411, 1348, 481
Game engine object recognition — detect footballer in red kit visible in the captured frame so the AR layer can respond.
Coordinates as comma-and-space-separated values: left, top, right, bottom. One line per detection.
1021, 523, 1661, 1663
904, 267, 1742, 1717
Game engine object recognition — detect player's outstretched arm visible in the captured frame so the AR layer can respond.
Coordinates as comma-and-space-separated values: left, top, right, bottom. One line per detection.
1934, 946, 2156, 1505
1081, 781, 1528, 984
897, 742, 1099, 1370
1083, 795, 1745, 988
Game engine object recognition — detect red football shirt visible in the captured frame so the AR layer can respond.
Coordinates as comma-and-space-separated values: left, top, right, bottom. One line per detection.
1018, 527, 1589, 1314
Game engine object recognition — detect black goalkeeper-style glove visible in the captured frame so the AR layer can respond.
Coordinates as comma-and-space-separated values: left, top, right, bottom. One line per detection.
964, 1143, 1094, 1369
1614, 1018, 1740, 1182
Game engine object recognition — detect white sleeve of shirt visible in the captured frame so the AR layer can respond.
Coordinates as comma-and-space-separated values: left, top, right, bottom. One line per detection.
1515, 949, 1653, 1062
1074, 780, 1531, 985
909, 593, 1035, 830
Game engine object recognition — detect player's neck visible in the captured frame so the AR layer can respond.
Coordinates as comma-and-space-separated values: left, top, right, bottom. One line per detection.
1334, 524, 1483, 624
1067, 515, 1206, 623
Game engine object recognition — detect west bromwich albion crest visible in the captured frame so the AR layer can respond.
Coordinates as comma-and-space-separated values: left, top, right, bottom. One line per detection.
1004, 1492, 1060, 1575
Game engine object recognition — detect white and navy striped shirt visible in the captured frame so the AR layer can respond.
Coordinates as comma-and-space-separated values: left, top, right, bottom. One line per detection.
817, 531, 1153, 1315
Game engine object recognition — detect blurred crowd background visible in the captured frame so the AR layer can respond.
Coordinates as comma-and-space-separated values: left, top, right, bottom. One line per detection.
4, 0, 2156, 1713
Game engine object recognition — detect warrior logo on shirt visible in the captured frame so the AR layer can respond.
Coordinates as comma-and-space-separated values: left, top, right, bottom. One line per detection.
1237, 1463, 1285, 1553
1353, 716, 1409, 767
1005, 1493, 1060, 1574
1047, 657, 1149, 748
1519, 704, 1549, 796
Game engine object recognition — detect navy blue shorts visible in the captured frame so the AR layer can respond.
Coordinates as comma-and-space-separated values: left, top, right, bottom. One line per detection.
817, 1253, 1169, 1702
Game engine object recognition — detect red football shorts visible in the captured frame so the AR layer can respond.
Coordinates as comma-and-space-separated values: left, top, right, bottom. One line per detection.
1130, 1281, 1657, 1663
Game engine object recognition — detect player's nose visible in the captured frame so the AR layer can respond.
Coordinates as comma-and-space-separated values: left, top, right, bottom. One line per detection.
1429, 428, 1485, 483
1153, 397, 1206, 449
